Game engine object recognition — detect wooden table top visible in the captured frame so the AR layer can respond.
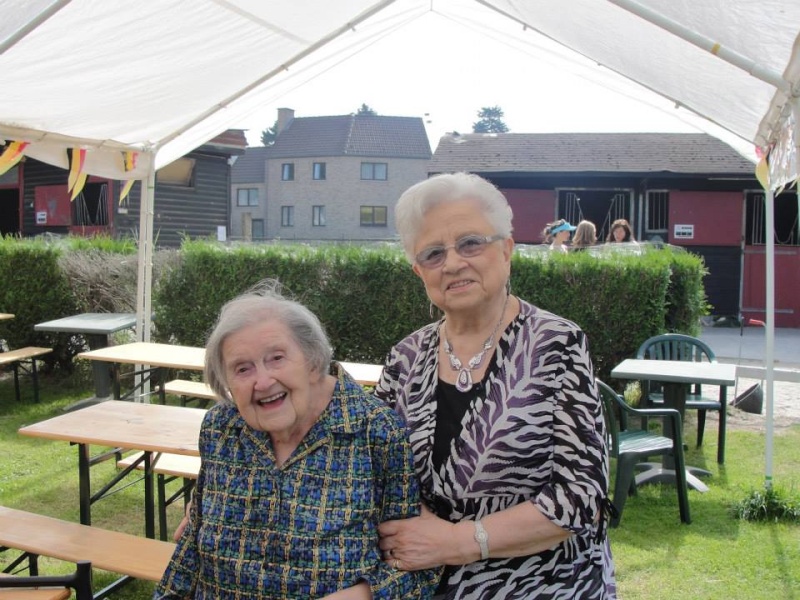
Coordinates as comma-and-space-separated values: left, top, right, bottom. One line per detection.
611, 358, 737, 386
78, 341, 205, 371
18, 400, 205, 456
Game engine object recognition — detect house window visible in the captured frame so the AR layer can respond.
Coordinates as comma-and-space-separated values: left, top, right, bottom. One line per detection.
313, 162, 326, 180
252, 219, 265, 239
157, 158, 195, 186
360, 162, 387, 180
281, 163, 295, 181
645, 190, 669, 239
312, 205, 326, 226
281, 205, 294, 227
237, 188, 259, 207
360, 205, 387, 226
745, 190, 799, 246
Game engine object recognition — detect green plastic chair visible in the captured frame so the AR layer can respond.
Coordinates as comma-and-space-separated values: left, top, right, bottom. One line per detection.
597, 379, 691, 527
636, 333, 728, 464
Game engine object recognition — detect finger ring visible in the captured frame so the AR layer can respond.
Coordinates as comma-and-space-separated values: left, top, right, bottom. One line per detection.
393, 558, 401, 570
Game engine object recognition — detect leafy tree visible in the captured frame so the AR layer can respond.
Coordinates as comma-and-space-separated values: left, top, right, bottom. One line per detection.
472, 106, 509, 133
260, 120, 278, 146
356, 103, 377, 116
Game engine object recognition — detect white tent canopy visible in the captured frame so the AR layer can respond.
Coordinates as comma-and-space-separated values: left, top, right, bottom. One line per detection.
2, 0, 799, 482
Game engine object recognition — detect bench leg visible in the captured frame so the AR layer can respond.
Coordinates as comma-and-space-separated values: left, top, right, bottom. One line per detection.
12, 363, 21, 402
31, 358, 40, 403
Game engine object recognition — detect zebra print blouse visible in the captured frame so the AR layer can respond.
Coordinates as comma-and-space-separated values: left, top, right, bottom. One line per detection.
374, 299, 617, 599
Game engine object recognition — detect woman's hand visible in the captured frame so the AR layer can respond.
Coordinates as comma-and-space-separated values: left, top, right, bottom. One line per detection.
378, 505, 467, 570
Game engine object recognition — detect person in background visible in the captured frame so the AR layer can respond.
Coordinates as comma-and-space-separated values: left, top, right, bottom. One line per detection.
374, 173, 616, 599
542, 218, 575, 252
155, 280, 439, 600
571, 220, 598, 251
606, 219, 637, 244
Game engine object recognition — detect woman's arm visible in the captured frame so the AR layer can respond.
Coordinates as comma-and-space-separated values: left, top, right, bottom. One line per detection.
360, 410, 441, 599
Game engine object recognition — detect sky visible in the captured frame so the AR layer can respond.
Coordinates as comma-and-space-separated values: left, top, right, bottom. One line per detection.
233, 3, 756, 159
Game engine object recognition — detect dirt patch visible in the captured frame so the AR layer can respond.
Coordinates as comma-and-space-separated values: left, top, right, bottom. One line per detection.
720, 377, 800, 434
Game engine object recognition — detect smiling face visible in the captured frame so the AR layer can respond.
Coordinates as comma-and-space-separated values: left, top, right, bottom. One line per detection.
222, 318, 329, 444
411, 198, 513, 317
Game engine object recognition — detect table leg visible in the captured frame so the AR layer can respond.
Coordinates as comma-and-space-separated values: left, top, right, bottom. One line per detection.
85, 333, 113, 398
639, 382, 711, 493
143, 451, 155, 539
77, 443, 91, 525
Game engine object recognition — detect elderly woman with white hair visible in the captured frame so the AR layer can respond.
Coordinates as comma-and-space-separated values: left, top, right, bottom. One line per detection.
155, 281, 439, 599
375, 173, 616, 599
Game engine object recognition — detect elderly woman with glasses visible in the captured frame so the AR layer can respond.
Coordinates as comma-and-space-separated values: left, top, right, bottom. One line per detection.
155, 281, 439, 599
375, 173, 616, 599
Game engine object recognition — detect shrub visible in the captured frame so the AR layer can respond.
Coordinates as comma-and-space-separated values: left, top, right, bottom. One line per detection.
732, 485, 800, 522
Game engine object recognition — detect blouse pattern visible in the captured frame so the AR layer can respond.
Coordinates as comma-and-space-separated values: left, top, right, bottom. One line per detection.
374, 300, 617, 599
154, 364, 439, 599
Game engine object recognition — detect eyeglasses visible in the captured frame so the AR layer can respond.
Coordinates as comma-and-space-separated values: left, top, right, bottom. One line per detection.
414, 234, 505, 269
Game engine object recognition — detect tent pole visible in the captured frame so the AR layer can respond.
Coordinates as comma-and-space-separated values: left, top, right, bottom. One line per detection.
607, 0, 790, 92
764, 188, 775, 488
0, 0, 73, 56
134, 158, 156, 402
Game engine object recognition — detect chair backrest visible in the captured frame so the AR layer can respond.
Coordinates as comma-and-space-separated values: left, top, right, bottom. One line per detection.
636, 333, 717, 363
596, 379, 622, 459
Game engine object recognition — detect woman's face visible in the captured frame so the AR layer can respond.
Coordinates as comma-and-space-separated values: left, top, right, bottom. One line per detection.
411, 198, 513, 315
555, 229, 571, 244
612, 226, 626, 242
222, 318, 324, 442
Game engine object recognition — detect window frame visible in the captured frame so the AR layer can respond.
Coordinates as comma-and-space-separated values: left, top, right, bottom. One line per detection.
281, 163, 295, 181
236, 188, 259, 207
312, 205, 326, 227
280, 205, 294, 227
360, 205, 388, 227
360, 162, 388, 181
312, 162, 327, 181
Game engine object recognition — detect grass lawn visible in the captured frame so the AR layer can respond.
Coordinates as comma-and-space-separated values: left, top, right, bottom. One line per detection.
1, 371, 798, 599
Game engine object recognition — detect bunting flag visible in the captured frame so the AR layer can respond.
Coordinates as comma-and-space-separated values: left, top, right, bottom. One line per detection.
67, 148, 87, 198
123, 150, 138, 172
0, 141, 29, 176
120, 179, 135, 203
70, 171, 88, 201
756, 146, 769, 190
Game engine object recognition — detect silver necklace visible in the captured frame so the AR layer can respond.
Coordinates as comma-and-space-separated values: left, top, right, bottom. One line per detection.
442, 293, 510, 393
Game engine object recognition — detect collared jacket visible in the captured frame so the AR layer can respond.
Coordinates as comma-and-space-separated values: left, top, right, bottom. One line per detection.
154, 364, 439, 599
374, 300, 617, 599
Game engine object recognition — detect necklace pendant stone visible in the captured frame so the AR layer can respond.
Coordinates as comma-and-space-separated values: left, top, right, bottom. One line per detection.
456, 368, 473, 392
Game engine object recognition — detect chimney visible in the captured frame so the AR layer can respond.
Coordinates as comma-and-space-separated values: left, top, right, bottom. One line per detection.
276, 108, 295, 134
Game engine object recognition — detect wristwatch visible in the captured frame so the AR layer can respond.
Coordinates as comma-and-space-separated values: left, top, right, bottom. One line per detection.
474, 519, 489, 560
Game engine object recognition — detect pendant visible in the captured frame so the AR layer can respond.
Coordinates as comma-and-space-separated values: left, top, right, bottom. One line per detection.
456, 368, 473, 392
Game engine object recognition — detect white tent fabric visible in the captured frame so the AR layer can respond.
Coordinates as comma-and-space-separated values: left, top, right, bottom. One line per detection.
1, 0, 798, 482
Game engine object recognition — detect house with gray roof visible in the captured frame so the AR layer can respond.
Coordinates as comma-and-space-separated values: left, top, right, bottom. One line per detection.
429, 131, 799, 327
232, 108, 431, 242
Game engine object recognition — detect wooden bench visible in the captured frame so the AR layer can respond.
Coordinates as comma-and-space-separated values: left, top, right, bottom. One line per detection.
0, 347, 52, 402
160, 378, 217, 407
0, 506, 174, 597
0, 562, 91, 600
117, 452, 201, 541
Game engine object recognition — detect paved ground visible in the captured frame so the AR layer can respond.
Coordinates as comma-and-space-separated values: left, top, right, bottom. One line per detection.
698, 325, 799, 433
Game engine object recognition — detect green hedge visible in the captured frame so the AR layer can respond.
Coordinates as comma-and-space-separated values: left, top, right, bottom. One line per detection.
0, 238, 708, 383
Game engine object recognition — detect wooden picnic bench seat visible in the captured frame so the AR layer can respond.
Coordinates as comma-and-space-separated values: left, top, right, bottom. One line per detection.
0, 347, 52, 402
0, 561, 92, 600
0, 506, 174, 596
160, 378, 217, 407
117, 452, 201, 541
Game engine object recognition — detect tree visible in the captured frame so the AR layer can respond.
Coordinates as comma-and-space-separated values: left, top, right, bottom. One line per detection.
472, 106, 509, 133
260, 120, 278, 146
356, 103, 377, 116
